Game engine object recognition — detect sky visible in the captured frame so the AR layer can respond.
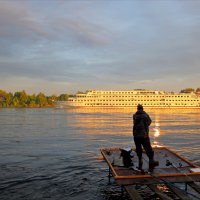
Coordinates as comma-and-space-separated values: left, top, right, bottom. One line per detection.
0, 0, 200, 95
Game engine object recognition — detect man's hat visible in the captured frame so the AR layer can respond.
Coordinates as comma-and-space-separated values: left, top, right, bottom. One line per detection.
137, 104, 143, 110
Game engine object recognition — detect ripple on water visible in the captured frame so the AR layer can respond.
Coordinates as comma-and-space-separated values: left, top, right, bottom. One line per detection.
0, 108, 200, 200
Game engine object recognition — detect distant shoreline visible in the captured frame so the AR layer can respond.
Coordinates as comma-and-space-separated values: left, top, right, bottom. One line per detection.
0, 105, 56, 108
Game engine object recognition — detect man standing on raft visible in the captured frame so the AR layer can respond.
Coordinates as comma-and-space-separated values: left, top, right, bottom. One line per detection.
133, 104, 159, 171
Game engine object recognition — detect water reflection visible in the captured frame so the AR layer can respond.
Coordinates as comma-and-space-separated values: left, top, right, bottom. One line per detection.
63, 107, 200, 114
62, 107, 200, 158
62, 107, 200, 138
1, 108, 200, 200
64, 109, 132, 135
153, 122, 160, 146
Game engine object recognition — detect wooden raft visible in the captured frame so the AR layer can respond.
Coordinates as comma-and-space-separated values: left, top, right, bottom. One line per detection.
101, 146, 200, 200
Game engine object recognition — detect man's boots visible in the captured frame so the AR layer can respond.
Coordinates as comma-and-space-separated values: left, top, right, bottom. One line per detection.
149, 159, 159, 172
138, 158, 143, 170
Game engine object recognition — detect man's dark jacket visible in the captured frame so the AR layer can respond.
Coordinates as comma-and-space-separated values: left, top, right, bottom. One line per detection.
133, 110, 152, 138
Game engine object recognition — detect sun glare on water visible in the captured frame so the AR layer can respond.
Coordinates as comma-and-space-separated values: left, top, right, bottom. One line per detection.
152, 122, 161, 146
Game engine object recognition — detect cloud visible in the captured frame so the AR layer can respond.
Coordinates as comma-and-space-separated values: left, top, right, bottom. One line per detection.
0, 0, 113, 61
49, 18, 112, 47
0, 0, 200, 94
0, 2, 45, 40
0, 1, 48, 58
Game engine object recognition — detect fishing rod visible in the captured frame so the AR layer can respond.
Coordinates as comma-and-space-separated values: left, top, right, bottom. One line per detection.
138, 156, 200, 200
165, 159, 199, 183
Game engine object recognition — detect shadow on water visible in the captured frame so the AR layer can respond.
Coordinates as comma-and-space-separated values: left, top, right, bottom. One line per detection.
0, 108, 200, 199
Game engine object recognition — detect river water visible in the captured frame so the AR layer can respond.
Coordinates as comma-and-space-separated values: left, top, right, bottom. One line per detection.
0, 108, 200, 200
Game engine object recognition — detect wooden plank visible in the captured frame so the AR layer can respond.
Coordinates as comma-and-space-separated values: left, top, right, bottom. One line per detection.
101, 150, 118, 177
148, 184, 173, 200
165, 148, 198, 167
115, 174, 200, 185
188, 182, 200, 193
167, 185, 193, 200
124, 185, 143, 200
101, 147, 200, 185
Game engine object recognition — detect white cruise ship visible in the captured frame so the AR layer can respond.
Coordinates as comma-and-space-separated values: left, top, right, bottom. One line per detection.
58, 89, 200, 108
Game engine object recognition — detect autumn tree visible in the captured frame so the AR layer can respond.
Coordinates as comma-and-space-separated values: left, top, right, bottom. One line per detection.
28, 94, 37, 107
36, 92, 48, 107
58, 94, 69, 101
196, 88, 200, 96
196, 88, 200, 92
0, 90, 7, 107
5, 92, 13, 107
47, 94, 57, 105
180, 88, 195, 93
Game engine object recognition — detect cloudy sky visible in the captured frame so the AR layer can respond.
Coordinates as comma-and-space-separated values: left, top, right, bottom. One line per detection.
0, 0, 200, 95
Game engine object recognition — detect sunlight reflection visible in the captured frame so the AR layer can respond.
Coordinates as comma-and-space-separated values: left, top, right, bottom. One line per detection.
154, 128, 160, 137
153, 121, 160, 146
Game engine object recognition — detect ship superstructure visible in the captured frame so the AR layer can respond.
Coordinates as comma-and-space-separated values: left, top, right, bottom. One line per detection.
59, 89, 200, 108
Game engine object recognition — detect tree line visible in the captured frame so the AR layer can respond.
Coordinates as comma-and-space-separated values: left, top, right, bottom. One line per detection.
0, 90, 71, 108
